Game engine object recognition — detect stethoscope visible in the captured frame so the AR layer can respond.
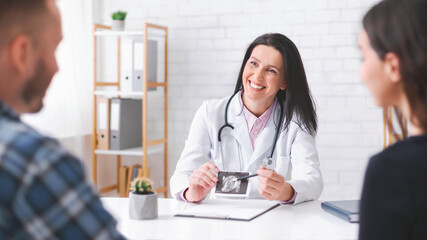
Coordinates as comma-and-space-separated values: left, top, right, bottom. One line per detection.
217, 90, 284, 171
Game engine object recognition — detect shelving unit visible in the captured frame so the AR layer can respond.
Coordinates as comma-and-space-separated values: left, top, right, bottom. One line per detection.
92, 23, 168, 197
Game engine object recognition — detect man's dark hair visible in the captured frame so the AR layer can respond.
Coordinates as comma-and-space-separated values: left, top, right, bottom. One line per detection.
0, 0, 49, 48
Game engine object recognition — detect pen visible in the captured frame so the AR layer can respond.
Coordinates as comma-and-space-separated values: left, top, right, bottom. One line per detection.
236, 173, 258, 181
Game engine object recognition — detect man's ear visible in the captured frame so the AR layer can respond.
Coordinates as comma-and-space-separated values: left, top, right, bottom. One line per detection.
384, 52, 401, 83
9, 35, 34, 77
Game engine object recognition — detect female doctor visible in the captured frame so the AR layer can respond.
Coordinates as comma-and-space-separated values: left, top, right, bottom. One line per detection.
170, 33, 323, 204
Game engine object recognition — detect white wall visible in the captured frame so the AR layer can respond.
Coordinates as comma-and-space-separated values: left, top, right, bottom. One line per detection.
23, 0, 93, 139
94, 0, 382, 200
22, 0, 95, 183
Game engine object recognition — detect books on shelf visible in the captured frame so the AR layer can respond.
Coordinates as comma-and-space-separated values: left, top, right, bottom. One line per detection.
118, 166, 128, 197
118, 164, 151, 197
126, 164, 142, 194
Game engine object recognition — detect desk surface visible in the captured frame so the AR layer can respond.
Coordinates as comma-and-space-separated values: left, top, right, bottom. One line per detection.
101, 197, 359, 240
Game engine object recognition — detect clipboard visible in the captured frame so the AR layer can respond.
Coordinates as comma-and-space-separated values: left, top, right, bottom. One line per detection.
174, 199, 280, 221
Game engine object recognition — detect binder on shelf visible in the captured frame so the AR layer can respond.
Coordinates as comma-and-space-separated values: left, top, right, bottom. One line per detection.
321, 200, 360, 223
109, 98, 142, 150
120, 38, 158, 92
120, 37, 133, 92
144, 39, 158, 91
132, 39, 144, 91
96, 97, 110, 150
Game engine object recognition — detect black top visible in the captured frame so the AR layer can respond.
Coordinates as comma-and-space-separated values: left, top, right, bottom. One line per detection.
359, 135, 427, 240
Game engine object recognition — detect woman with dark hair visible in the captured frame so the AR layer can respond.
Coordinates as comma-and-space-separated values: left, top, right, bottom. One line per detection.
170, 33, 323, 204
359, 0, 427, 239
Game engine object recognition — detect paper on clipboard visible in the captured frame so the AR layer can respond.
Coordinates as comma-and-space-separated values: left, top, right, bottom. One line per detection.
174, 199, 280, 221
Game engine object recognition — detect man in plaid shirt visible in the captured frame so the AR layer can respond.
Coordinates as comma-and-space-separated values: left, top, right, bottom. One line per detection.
0, 0, 126, 239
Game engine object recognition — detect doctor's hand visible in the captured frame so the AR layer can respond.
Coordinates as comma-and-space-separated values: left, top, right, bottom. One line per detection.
185, 162, 219, 202
257, 166, 295, 201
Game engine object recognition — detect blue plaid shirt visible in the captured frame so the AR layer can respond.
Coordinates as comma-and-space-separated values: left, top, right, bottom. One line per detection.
0, 101, 126, 240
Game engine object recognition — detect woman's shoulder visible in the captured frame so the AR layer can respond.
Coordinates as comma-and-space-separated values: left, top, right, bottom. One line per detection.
368, 135, 427, 174
283, 113, 313, 135
377, 135, 427, 160
199, 96, 233, 113
203, 96, 229, 107
364, 135, 427, 214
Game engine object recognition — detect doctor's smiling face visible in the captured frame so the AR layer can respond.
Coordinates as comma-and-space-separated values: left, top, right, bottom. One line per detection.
234, 33, 317, 136
242, 45, 286, 115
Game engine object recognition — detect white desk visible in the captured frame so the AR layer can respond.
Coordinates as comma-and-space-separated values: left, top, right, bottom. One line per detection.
101, 198, 358, 240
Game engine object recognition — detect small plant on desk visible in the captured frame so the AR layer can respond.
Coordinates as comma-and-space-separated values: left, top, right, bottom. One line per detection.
130, 177, 154, 194
129, 177, 158, 220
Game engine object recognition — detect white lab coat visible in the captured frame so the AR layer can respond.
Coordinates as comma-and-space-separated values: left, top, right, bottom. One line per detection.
170, 93, 323, 204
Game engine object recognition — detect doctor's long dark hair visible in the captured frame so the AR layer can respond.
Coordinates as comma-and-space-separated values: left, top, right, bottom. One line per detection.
234, 33, 317, 136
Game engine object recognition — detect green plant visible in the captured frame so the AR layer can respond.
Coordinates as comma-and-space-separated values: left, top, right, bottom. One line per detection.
130, 177, 154, 195
111, 11, 127, 21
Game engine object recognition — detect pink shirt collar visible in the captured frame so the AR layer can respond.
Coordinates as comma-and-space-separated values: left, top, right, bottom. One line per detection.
241, 92, 277, 149
242, 97, 277, 132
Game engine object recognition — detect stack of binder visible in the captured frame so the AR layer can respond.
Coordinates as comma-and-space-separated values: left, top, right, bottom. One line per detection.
120, 38, 158, 92
96, 98, 142, 150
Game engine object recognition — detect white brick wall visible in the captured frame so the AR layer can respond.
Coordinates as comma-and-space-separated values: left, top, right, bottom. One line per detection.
95, 0, 382, 200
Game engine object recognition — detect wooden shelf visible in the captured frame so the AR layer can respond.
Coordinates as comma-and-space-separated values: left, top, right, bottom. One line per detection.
94, 30, 166, 38
94, 90, 144, 98
94, 145, 163, 157
148, 82, 167, 87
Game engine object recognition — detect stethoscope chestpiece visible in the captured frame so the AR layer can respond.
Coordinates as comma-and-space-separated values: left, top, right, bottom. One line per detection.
262, 157, 276, 170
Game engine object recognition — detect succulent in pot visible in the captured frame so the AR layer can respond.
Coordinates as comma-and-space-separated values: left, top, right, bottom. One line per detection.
128, 177, 158, 220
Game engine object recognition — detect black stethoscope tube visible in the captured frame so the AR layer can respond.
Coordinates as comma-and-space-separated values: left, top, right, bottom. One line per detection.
217, 91, 239, 142
218, 91, 284, 160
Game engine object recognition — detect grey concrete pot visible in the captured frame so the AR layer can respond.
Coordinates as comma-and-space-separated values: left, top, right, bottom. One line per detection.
129, 192, 158, 220
111, 20, 125, 31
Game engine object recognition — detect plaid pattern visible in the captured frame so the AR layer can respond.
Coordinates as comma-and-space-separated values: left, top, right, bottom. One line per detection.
0, 101, 125, 240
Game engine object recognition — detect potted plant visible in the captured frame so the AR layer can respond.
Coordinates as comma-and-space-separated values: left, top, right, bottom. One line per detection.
129, 177, 158, 220
111, 10, 127, 31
